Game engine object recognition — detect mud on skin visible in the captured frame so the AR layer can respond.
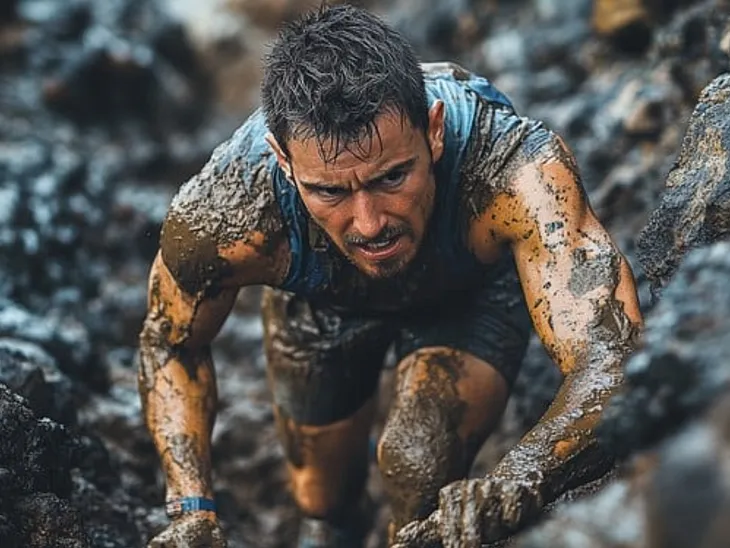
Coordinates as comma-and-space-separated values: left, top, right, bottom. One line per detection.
379, 349, 471, 534
160, 128, 288, 296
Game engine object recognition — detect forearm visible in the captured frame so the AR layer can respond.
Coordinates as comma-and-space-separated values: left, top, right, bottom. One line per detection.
493, 350, 626, 502
139, 337, 218, 500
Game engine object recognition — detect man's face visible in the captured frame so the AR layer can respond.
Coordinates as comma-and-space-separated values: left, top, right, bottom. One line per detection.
268, 103, 445, 279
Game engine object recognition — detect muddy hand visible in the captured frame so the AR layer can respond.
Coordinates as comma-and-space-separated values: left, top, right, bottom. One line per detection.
393, 476, 543, 548
147, 512, 227, 548
391, 510, 442, 548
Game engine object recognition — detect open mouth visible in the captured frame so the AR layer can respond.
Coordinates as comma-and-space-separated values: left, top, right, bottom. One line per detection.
355, 235, 402, 260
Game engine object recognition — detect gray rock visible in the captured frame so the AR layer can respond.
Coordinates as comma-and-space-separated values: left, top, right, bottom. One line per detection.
637, 73, 730, 299
600, 242, 730, 456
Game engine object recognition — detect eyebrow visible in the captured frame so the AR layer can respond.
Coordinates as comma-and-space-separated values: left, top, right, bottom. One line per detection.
299, 157, 418, 192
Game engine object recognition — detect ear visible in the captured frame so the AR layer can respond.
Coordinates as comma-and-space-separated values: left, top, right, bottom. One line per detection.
265, 133, 293, 180
427, 100, 445, 163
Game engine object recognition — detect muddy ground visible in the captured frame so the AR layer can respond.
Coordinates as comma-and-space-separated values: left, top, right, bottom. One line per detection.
0, 0, 729, 546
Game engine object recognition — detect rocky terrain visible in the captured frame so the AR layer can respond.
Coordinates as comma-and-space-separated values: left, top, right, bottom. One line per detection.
0, 0, 729, 546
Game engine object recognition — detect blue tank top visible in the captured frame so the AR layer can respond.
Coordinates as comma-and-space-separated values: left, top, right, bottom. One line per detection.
229, 71, 514, 301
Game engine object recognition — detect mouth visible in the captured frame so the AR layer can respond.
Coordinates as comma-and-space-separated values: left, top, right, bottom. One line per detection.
354, 234, 403, 261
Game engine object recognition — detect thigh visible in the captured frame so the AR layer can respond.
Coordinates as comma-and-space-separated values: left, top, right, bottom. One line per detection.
262, 287, 394, 426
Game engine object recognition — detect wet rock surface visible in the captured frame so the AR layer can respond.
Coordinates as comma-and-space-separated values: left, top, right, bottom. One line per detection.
637, 72, 730, 300
599, 241, 730, 454
0, 383, 87, 547
1, 0, 730, 547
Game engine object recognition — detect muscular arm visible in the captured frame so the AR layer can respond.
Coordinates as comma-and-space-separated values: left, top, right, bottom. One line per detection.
139, 252, 237, 501
474, 135, 642, 502
139, 130, 289, 508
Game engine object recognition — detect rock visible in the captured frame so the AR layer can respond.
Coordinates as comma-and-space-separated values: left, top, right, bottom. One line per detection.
69, 474, 152, 548
637, 73, 730, 299
599, 242, 730, 456
0, 342, 63, 424
0, 383, 89, 547
385, 0, 480, 58
512, 478, 647, 547
650, 2, 730, 99
15, 0, 211, 128
16, 493, 89, 548
0, 301, 102, 392
642, 395, 730, 548
534, 0, 593, 23
229, 0, 327, 29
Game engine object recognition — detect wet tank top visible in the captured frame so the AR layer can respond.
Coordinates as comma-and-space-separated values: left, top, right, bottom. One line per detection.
229, 66, 514, 306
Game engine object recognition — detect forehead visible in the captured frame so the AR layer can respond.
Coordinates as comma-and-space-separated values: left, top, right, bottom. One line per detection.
286, 112, 422, 182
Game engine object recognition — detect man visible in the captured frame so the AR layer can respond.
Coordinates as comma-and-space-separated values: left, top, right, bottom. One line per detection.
139, 5, 642, 548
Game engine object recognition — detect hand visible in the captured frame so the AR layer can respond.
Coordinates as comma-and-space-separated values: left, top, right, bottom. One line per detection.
392, 474, 544, 548
147, 512, 227, 548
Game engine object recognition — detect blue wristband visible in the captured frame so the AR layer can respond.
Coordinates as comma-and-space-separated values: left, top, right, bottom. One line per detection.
165, 497, 216, 519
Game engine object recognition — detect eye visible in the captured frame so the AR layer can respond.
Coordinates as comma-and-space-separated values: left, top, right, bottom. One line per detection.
314, 186, 347, 201
380, 170, 406, 188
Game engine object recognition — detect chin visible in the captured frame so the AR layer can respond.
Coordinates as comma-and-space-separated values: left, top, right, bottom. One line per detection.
359, 253, 414, 280
365, 263, 406, 279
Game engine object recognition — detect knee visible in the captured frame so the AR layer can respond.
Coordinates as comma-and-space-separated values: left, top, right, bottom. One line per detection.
377, 410, 463, 526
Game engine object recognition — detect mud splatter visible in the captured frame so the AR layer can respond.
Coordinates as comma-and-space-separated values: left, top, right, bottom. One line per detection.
161, 122, 288, 295
459, 99, 558, 222
378, 349, 469, 536
162, 432, 214, 490
160, 214, 233, 297
568, 243, 619, 297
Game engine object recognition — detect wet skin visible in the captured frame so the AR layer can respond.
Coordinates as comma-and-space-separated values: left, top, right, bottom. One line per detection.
139, 94, 642, 546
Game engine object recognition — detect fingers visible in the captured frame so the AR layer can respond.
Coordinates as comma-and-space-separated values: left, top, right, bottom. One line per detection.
146, 518, 227, 548
395, 477, 544, 547
392, 510, 442, 547
438, 480, 472, 548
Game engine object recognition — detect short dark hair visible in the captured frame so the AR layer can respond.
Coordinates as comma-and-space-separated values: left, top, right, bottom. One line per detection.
261, 4, 428, 163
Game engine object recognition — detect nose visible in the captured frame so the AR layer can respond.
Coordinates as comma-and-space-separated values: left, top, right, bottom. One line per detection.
351, 190, 386, 240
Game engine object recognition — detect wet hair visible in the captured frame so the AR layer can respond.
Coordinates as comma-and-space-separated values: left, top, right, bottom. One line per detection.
261, 4, 429, 163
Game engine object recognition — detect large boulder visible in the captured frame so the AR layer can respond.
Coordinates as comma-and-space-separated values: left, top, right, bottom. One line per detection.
638, 73, 730, 299
514, 391, 730, 548
599, 242, 730, 455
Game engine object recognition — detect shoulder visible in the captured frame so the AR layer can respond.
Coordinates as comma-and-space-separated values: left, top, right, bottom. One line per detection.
460, 98, 570, 219
160, 111, 288, 295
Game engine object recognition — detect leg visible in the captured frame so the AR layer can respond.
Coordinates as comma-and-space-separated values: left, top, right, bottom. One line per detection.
378, 347, 510, 540
378, 254, 532, 541
261, 288, 393, 545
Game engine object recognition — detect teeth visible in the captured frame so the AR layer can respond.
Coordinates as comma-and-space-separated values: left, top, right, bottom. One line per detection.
366, 238, 393, 250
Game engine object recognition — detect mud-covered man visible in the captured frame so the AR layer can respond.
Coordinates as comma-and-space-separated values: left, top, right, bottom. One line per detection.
139, 5, 642, 548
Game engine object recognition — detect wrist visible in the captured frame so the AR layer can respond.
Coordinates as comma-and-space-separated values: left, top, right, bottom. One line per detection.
165, 496, 217, 520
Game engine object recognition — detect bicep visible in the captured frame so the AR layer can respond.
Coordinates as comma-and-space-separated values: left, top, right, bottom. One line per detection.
514, 207, 641, 374
477, 143, 641, 374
